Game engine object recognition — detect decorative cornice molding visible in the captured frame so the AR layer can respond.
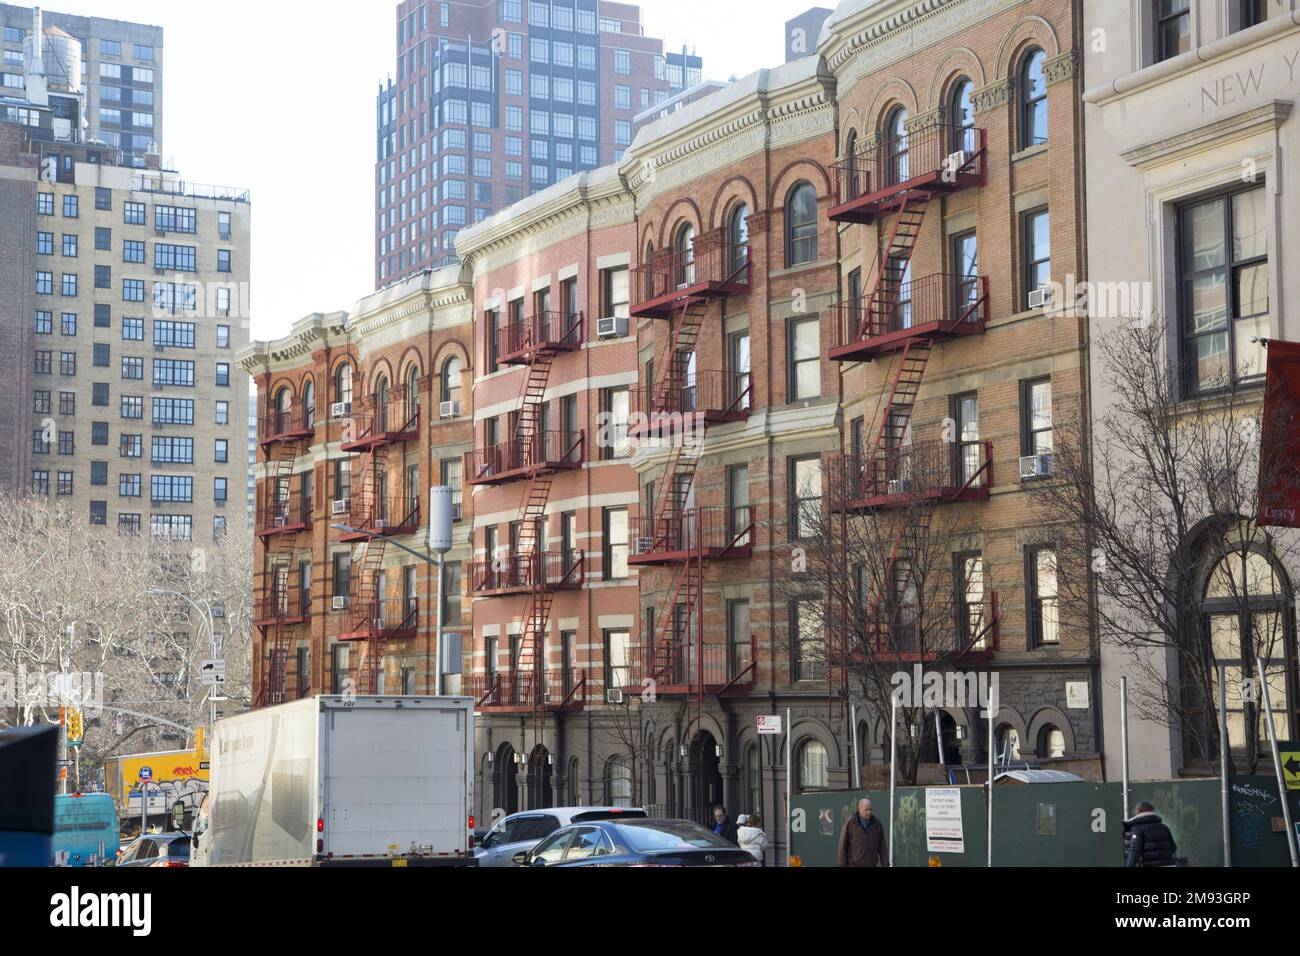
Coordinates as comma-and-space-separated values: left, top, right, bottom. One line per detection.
1043, 50, 1079, 86
1119, 99, 1293, 170
970, 78, 1012, 114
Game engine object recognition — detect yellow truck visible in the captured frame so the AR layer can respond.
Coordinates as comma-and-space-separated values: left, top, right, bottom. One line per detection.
103, 749, 209, 836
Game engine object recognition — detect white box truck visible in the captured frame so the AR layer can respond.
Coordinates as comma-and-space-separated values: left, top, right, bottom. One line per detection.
192, 696, 476, 867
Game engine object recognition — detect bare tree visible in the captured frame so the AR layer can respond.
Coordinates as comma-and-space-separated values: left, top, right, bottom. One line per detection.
1033, 317, 1300, 773
778, 437, 1000, 785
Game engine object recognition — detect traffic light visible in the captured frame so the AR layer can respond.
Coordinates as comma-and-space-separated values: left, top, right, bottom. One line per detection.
66, 707, 83, 748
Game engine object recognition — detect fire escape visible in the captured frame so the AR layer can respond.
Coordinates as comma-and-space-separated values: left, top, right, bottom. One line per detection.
335, 386, 422, 694
825, 122, 996, 695
627, 233, 755, 736
465, 308, 587, 741
253, 400, 315, 708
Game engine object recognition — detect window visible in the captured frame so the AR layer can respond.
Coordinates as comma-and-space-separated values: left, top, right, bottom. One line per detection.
1027, 546, 1059, 646
217, 250, 232, 273
788, 317, 821, 401
214, 478, 228, 504
154, 244, 197, 272
1156, 0, 1191, 62
32, 431, 50, 455
123, 239, 145, 263
1021, 378, 1053, 459
35, 350, 53, 375
215, 438, 229, 463
951, 392, 982, 487
216, 363, 230, 387
59, 391, 75, 415
151, 476, 193, 503
791, 597, 825, 681
602, 387, 629, 460
60, 233, 77, 258
95, 187, 112, 211
216, 401, 229, 425
218, 211, 231, 240
728, 204, 750, 274
334, 363, 354, 407
1019, 49, 1048, 148
603, 508, 629, 580
58, 431, 75, 455
153, 359, 195, 387
122, 317, 143, 340
123, 279, 144, 302
61, 274, 77, 296
216, 325, 231, 349
955, 552, 989, 650
442, 562, 462, 625
120, 396, 143, 420
155, 205, 196, 234
614, 49, 630, 75
884, 106, 909, 185
1022, 208, 1050, 308
152, 397, 195, 425
120, 434, 142, 458
92, 383, 110, 407
728, 598, 752, 678
727, 465, 751, 546
60, 352, 76, 375
1179, 186, 1268, 392
602, 266, 629, 320
124, 201, 145, 225
36, 272, 53, 295
34, 391, 51, 414
34, 311, 53, 334
785, 182, 818, 266
789, 456, 823, 541
950, 78, 977, 154
63, 195, 78, 218
119, 473, 141, 498
31, 470, 50, 496
798, 740, 829, 790
605, 630, 631, 693
37, 232, 53, 255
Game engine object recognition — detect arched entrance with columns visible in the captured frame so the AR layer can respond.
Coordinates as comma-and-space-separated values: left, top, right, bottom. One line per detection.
526, 745, 553, 810
688, 730, 723, 825
492, 743, 518, 816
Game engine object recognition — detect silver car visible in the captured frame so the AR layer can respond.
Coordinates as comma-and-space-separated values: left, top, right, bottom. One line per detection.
475, 807, 646, 867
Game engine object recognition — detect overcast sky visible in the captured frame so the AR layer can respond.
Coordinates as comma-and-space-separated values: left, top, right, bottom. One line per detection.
81, 0, 789, 340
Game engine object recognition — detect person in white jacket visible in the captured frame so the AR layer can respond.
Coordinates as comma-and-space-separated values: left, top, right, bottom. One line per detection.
736, 812, 768, 865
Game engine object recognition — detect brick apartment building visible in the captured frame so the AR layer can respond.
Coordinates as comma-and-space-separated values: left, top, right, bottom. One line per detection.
238, 272, 475, 708
375, 0, 702, 285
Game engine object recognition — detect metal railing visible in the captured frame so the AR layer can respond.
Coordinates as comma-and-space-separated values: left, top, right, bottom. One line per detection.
631, 506, 752, 558
497, 311, 584, 359
256, 488, 312, 533
470, 550, 585, 593
632, 242, 750, 309
130, 173, 251, 203
260, 404, 314, 442
832, 123, 985, 207
631, 370, 751, 421
830, 273, 988, 349
825, 441, 992, 506
464, 430, 584, 483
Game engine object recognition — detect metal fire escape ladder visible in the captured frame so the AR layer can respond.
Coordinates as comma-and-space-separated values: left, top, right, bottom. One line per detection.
257, 426, 305, 708
350, 536, 387, 694
856, 190, 931, 341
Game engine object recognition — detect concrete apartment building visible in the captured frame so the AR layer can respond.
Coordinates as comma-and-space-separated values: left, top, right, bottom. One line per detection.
0, 3, 163, 163
1084, 0, 1300, 781
374, 0, 702, 285
0, 11, 249, 540
238, 273, 475, 709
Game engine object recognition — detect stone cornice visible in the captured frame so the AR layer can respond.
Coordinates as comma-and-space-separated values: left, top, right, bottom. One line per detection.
1043, 50, 1079, 86
970, 78, 1012, 114
237, 313, 350, 376
1120, 99, 1293, 169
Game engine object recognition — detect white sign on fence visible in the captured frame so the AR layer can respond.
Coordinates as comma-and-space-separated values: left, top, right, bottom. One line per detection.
925, 787, 965, 855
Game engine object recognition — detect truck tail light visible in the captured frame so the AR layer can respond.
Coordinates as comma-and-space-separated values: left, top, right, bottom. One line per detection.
317, 817, 324, 833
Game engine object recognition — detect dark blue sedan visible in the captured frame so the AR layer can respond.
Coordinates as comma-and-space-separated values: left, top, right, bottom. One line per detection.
512, 818, 758, 867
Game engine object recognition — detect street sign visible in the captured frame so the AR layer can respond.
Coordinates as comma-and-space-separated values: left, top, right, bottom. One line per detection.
757, 715, 782, 736
1280, 742, 1300, 791
200, 672, 226, 687
201, 660, 226, 676
925, 787, 965, 854
138, 766, 153, 782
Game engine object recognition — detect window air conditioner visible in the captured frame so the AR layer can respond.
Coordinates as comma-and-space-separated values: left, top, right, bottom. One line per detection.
332, 499, 349, 515
1027, 286, 1054, 310
887, 478, 913, 495
1019, 453, 1054, 480
332, 596, 349, 611
606, 688, 625, 705
331, 401, 351, 418
597, 316, 628, 339
440, 400, 460, 419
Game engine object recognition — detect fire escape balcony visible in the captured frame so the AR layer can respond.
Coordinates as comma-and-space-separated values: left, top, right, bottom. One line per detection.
629, 637, 758, 698
825, 440, 993, 513
630, 241, 750, 319
256, 488, 313, 538
828, 272, 988, 363
470, 550, 586, 596
629, 506, 753, 566
253, 589, 310, 628
467, 670, 589, 715
340, 399, 420, 452
829, 123, 985, 224
337, 496, 421, 542
336, 598, 420, 643
628, 371, 752, 439
834, 595, 1000, 666
497, 311, 584, 366
258, 405, 315, 448
464, 430, 584, 487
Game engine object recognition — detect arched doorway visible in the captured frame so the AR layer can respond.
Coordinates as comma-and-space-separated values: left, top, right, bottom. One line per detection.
493, 744, 518, 816
938, 712, 962, 766
689, 731, 723, 825
526, 745, 553, 810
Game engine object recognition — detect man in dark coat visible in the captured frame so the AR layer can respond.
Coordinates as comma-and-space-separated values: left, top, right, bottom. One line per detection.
1123, 802, 1180, 867
711, 805, 739, 845
838, 798, 888, 867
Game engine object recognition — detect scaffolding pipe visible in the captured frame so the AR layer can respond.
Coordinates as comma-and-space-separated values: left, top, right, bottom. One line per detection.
888, 694, 897, 868
1218, 673, 1231, 868
1256, 657, 1299, 867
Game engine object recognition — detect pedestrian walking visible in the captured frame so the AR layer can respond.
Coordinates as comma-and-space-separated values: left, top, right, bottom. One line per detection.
711, 804, 739, 844
737, 811, 768, 865
1123, 802, 1181, 867
838, 797, 887, 867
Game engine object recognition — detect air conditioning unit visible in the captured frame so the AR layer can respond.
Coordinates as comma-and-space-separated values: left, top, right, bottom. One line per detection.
332, 596, 349, 611
373, 518, 388, 530
606, 688, 625, 705
634, 537, 654, 555
331, 401, 351, 418
1019, 453, 1054, 480
331, 499, 349, 515
273, 516, 286, 528
597, 316, 628, 339
450, 504, 462, 522
1027, 286, 1054, 310
887, 478, 913, 495
440, 400, 460, 419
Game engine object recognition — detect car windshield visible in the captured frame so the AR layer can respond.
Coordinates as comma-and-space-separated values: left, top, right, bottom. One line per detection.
164, 838, 190, 858
612, 821, 734, 852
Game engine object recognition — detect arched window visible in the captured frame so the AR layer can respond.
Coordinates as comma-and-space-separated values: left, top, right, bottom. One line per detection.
1019, 48, 1048, 149
567, 757, 581, 806
728, 203, 750, 274
1037, 725, 1066, 758
606, 756, 632, 807
334, 362, 353, 411
843, 129, 860, 199
375, 376, 390, 430
644, 241, 656, 298
798, 739, 829, 790
441, 356, 462, 410
996, 725, 1021, 763
674, 222, 695, 288
1202, 546, 1294, 756
303, 380, 315, 429
884, 106, 909, 185
949, 77, 975, 155
744, 744, 761, 816
785, 182, 818, 267
406, 365, 420, 411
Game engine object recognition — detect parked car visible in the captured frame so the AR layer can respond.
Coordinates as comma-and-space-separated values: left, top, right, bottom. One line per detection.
513, 818, 760, 867
117, 834, 190, 868
475, 807, 646, 867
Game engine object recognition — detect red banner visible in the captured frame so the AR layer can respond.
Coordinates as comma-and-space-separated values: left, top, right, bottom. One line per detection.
1258, 339, 1300, 527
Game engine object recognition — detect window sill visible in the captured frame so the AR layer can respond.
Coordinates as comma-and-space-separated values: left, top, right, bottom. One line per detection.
1011, 143, 1049, 162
